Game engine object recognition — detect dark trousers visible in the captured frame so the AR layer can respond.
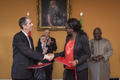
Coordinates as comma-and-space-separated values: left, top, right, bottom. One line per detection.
34, 64, 53, 80
45, 67, 52, 80
63, 68, 88, 80
34, 68, 46, 80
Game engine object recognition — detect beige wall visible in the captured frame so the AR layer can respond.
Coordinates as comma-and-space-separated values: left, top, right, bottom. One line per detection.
0, 0, 120, 79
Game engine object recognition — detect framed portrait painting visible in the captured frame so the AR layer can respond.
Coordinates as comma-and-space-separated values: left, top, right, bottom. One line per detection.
37, 0, 71, 31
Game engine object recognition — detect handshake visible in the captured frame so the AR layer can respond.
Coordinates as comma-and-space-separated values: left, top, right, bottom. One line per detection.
44, 53, 54, 61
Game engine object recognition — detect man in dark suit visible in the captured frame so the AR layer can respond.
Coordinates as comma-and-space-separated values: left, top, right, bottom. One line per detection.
11, 16, 54, 80
43, 29, 57, 80
35, 29, 57, 80
43, 29, 57, 52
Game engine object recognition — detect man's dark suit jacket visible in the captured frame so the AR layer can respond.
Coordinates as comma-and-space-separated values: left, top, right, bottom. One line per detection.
36, 37, 57, 69
36, 37, 57, 54
55, 32, 90, 71
11, 31, 44, 79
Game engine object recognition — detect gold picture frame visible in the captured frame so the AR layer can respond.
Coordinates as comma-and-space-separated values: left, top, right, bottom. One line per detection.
37, 0, 71, 31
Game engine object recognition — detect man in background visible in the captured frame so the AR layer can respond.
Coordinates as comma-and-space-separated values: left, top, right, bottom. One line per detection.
43, 28, 57, 52
88, 27, 113, 80
36, 28, 57, 80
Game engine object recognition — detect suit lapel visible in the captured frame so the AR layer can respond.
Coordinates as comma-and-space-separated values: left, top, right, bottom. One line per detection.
29, 36, 34, 50
19, 31, 34, 50
74, 33, 80, 59
19, 31, 28, 41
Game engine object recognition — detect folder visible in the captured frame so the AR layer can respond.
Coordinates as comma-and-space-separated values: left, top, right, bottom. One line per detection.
27, 63, 52, 69
55, 57, 77, 80
54, 57, 73, 67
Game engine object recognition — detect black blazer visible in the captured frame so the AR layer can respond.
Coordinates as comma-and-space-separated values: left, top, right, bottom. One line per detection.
36, 37, 57, 69
55, 32, 90, 71
36, 37, 57, 54
11, 31, 44, 79
49, 37, 57, 51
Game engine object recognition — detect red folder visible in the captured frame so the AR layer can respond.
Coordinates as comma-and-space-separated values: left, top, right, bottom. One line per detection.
55, 57, 77, 80
54, 57, 73, 67
27, 63, 52, 69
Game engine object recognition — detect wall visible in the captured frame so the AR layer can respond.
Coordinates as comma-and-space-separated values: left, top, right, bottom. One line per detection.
0, 0, 120, 79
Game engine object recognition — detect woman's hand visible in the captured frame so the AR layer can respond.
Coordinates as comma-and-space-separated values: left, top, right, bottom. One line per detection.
69, 60, 78, 67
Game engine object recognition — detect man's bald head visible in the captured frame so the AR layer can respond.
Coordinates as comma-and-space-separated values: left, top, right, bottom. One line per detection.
93, 27, 102, 40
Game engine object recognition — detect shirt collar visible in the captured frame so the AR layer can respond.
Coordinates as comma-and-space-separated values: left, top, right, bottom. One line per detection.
22, 30, 29, 37
41, 43, 46, 47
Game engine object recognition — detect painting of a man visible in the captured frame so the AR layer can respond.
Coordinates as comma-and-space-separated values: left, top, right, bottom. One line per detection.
42, 0, 67, 26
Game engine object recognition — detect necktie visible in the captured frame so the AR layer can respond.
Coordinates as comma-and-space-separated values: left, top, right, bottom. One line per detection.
26, 36, 32, 49
42, 44, 46, 50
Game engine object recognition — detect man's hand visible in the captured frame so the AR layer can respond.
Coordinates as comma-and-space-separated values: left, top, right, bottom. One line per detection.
47, 38, 51, 46
43, 47, 48, 54
92, 55, 104, 62
92, 56, 99, 62
97, 55, 104, 60
37, 62, 43, 65
44, 53, 54, 61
